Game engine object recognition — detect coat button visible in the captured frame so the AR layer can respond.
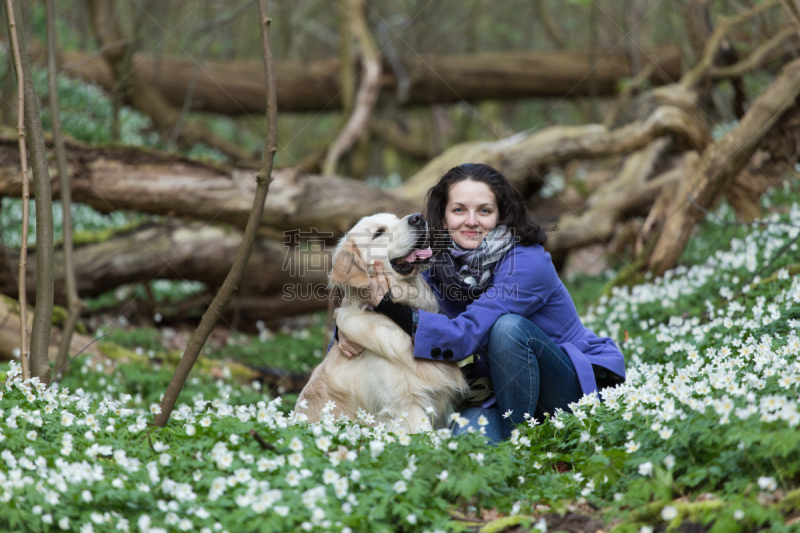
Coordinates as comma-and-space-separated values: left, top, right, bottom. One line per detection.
431, 348, 442, 358
443, 349, 453, 360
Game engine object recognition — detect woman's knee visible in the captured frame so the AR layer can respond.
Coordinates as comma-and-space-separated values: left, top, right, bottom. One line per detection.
488, 314, 537, 363
489, 314, 545, 346
489, 314, 529, 341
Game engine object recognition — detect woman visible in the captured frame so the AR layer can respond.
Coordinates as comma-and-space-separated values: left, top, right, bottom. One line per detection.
339, 163, 625, 442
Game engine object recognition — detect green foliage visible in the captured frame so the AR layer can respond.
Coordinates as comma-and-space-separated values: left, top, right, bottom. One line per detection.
0, 197, 149, 249
84, 280, 208, 313
208, 314, 328, 371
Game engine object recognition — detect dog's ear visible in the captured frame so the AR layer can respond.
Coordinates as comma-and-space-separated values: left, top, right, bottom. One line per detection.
330, 240, 370, 288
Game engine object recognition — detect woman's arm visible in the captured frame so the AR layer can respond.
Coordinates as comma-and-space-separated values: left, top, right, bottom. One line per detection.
413, 247, 558, 363
367, 248, 555, 362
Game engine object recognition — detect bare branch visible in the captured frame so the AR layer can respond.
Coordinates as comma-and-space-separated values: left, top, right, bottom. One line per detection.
46, 0, 84, 380
5, 0, 55, 383
322, 0, 382, 176
535, 0, 566, 49
779, 0, 800, 39
154, 0, 278, 427
680, 0, 780, 90
4, 0, 29, 380
711, 27, 797, 78
52, 334, 109, 381
169, 0, 257, 147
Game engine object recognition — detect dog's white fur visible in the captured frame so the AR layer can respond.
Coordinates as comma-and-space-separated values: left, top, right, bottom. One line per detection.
296, 213, 467, 432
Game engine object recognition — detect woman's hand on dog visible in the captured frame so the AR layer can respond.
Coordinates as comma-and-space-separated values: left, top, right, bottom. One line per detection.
367, 260, 390, 307
339, 330, 365, 358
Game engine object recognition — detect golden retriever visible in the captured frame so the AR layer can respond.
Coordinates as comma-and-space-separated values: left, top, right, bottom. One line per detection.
296, 213, 467, 432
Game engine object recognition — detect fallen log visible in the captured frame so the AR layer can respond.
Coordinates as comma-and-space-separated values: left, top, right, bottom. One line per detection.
45, 47, 684, 114
0, 139, 417, 234
0, 111, 709, 233
0, 221, 330, 307
157, 292, 330, 330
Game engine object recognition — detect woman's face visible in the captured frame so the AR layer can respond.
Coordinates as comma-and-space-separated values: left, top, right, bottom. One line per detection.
443, 179, 499, 249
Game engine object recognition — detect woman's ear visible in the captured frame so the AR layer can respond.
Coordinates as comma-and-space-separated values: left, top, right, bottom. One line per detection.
330, 240, 370, 288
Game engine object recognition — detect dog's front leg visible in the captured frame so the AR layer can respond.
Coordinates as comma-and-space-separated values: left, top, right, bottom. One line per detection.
335, 308, 413, 364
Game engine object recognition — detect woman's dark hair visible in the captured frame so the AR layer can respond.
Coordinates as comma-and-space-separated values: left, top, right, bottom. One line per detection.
424, 163, 548, 249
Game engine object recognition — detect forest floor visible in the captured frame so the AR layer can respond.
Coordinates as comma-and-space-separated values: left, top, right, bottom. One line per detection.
2, 181, 800, 533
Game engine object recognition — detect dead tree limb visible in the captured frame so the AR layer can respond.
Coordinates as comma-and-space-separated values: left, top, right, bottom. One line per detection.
397, 95, 710, 203
779, 0, 800, 38
681, 0, 780, 90
710, 27, 797, 79
45, 0, 83, 380
547, 139, 676, 258
647, 57, 800, 276
155, 0, 277, 427
535, 0, 567, 49
322, 0, 382, 176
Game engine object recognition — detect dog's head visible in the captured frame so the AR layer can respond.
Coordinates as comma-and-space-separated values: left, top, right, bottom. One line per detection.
330, 213, 433, 290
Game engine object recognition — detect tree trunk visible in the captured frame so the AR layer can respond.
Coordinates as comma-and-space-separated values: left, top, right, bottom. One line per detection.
45, 0, 83, 379
42, 46, 684, 114
5, 0, 54, 382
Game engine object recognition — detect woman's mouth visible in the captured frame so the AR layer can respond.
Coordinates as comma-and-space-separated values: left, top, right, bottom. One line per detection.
462, 231, 481, 237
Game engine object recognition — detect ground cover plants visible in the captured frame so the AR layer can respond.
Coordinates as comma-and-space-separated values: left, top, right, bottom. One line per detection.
2, 182, 800, 532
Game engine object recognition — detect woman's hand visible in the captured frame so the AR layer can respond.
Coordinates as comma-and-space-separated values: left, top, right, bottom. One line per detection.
368, 260, 391, 307
338, 330, 365, 359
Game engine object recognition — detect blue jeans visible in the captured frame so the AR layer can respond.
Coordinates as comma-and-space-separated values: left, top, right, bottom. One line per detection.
452, 314, 583, 443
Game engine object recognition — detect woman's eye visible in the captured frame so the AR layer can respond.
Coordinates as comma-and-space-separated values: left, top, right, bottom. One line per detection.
453, 208, 463, 213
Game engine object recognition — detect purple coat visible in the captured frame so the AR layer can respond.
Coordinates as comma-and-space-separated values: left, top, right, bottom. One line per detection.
414, 244, 625, 396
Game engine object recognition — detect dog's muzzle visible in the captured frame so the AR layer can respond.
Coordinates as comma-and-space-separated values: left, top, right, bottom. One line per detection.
390, 214, 432, 275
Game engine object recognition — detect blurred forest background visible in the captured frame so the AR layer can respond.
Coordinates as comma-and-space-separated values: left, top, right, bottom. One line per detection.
1, 0, 799, 379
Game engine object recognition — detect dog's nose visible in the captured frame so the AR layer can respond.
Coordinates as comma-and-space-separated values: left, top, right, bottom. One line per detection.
407, 213, 424, 227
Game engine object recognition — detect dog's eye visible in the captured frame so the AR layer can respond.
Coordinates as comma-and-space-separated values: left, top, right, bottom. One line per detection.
372, 228, 385, 239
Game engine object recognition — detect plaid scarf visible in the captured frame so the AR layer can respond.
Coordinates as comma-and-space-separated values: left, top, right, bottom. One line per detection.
430, 225, 514, 301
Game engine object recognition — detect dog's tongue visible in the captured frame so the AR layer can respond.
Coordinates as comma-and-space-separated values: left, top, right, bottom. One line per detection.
403, 247, 432, 263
